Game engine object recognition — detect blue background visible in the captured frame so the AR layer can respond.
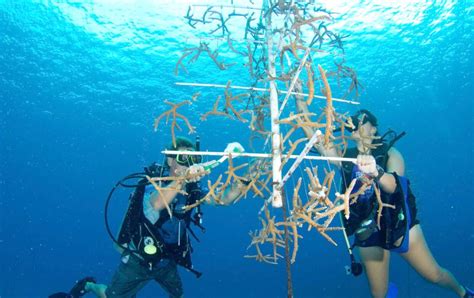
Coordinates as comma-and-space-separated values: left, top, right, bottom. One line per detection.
1, 0, 473, 297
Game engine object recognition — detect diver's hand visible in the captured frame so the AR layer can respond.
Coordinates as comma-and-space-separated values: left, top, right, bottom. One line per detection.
356, 154, 378, 178
184, 164, 210, 183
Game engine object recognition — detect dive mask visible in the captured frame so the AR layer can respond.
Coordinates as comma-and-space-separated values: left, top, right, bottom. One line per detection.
175, 151, 202, 166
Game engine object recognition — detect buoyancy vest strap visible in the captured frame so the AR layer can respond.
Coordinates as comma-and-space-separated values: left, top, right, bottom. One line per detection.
390, 174, 411, 253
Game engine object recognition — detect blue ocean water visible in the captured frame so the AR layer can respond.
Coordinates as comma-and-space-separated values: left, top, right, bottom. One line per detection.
1, 1, 473, 297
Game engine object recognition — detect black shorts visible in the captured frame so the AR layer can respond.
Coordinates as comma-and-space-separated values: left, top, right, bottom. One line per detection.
105, 254, 183, 298
355, 189, 419, 249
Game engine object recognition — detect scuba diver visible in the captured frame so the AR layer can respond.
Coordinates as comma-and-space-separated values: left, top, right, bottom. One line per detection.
50, 136, 248, 298
296, 94, 473, 297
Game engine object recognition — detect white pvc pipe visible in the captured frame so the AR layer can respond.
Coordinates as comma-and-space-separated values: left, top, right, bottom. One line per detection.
278, 48, 310, 117
162, 149, 356, 163
264, 3, 283, 208
279, 131, 321, 188
174, 82, 360, 105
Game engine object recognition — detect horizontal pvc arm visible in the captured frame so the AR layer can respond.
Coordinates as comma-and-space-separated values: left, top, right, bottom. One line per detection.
162, 149, 356, 163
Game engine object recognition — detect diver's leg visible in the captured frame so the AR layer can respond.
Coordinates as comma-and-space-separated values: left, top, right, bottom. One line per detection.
154, 260, 184, 298
104, 255, 149, 298
85, 282, 108, 298
400, 224, 465, 297
358, 246, 390, 298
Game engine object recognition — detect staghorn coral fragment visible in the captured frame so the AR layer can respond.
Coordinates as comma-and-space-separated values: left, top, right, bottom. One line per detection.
153, 100, 195, 148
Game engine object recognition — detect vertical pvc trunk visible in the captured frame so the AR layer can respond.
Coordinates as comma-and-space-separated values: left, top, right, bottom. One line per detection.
264, 1, 283, 208
262, 5, 294, 297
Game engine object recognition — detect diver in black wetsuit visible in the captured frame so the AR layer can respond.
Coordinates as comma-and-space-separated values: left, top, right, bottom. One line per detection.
296, 94, 473, 298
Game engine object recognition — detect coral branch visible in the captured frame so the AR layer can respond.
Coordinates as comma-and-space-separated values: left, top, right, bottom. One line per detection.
153, 100, 195, 148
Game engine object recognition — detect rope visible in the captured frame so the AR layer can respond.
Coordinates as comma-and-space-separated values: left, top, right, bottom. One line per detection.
280, 188, 294, 298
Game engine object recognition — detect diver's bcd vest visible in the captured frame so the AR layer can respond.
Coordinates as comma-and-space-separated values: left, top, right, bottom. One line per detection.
117, 166, 204, 274
340, 142, 390, 236
340, 133, 414, 252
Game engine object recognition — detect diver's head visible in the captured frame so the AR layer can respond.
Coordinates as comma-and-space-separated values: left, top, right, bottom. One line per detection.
349, 109, 378, 152
349, 109, 378, 131
166, 137, 202, 173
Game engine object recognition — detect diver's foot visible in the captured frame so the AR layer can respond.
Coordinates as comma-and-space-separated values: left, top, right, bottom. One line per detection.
464, 286, 474, 298
69, 277, 96, 297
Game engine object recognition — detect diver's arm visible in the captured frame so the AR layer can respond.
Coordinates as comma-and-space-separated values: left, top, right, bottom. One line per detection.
218, 180, 247, 206
203, 179, 247, 206
150, 180, 185, 211
294, 82, 341, 166
378, 147, 405, 194
150, 163, 213, 210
